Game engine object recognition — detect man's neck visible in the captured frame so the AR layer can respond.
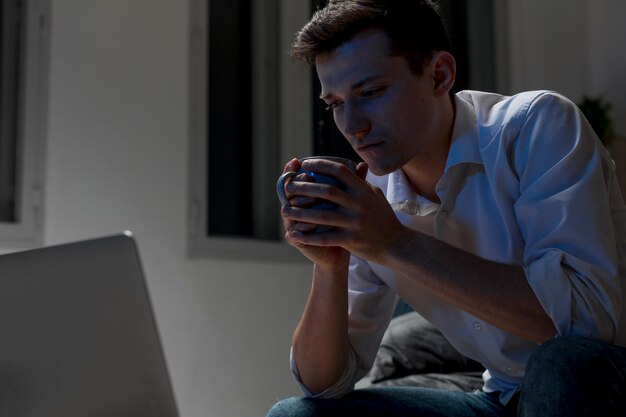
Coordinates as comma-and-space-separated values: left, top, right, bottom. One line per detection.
401, 159, 446, 203
402, 97, 456, 203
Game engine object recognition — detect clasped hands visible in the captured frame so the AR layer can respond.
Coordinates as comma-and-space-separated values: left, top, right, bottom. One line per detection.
280, 157, 405, 265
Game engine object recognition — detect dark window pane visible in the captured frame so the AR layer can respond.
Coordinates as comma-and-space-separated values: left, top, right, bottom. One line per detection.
0, 0, 22, 223
207, 0, 253, 237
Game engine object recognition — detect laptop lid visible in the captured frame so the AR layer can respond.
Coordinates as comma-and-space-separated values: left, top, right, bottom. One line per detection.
0, 232, 179, 417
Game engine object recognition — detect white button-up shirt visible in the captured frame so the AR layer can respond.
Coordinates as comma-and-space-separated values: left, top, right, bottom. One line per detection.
292, 90, 626, 403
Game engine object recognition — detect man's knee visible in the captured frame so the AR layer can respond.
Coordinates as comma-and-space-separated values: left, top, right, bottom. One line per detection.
526, 336, 625, 380
520, 336, 626, 416
266, 396, 319, 417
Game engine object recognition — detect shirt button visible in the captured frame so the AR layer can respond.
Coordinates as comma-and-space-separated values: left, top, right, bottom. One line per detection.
438, 210, 448, 220
473, 322, 482, 331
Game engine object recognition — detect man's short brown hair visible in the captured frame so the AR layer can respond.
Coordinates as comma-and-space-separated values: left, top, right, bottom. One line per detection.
291, 0, 452, 76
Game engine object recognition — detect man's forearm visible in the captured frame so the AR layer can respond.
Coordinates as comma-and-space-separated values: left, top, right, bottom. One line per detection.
383, 228, 556, 343
291, 262, 350, 394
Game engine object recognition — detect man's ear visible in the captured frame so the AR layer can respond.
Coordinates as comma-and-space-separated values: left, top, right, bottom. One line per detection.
431, 51, 456, 96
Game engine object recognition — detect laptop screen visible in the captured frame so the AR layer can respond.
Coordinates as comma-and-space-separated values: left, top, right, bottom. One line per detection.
0, 233, 179, 417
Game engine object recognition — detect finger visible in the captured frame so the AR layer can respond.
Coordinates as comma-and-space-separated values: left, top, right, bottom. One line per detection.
284, 172, 315, 204
282, 214, 296, 231
283, 158, 301, 174
291, 222, 317, 233
300, 158, 364, 190
284, 158, 301, 173
282, 213, 317, 233
282, 205, 350, 229
284, 180, 358, 212
284, 231, 312, 249
289, 195, 318, 207
286, 228, 349, 247
356, 162, 369, 180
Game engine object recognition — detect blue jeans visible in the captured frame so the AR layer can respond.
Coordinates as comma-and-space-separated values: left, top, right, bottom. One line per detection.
267, 388, 517, 417
519, 336, 626, 416
267, 337, 626, 417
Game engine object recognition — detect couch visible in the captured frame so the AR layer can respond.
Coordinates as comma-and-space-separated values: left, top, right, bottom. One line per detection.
360, 309, 485, 392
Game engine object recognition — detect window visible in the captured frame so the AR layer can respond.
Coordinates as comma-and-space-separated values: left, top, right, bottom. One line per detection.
188, 0, 312, 261
0, 0, 48, 247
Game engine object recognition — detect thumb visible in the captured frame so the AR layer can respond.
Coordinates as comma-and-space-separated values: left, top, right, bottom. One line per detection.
283, 158, 301, 174
356, 162, 369, 180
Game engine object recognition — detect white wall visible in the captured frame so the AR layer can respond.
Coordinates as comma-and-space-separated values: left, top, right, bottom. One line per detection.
587, 0, 626, 134
5, 1, 626, 417
506, 0, 626, 134
42, 1, 311, 417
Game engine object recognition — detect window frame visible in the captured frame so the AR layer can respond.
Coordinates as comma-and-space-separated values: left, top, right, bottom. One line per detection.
0, 0, 48, 248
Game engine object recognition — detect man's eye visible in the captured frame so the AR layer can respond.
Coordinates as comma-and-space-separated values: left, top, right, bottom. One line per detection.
324, 101, 342, 111
361, 86, 385, 97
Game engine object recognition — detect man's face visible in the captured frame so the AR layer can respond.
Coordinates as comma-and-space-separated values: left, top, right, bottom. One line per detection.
316, 29, 444, 176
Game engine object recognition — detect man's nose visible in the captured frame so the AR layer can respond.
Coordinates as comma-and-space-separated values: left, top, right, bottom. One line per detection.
340, 103, 370, 139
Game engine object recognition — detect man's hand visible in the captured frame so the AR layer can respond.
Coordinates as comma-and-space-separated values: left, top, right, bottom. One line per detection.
281, 158, 407, 264
279, 158, 351, 268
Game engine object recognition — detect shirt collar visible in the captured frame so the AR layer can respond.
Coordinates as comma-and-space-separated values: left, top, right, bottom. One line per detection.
386, 170, 440, 215
444, 94, 483, 170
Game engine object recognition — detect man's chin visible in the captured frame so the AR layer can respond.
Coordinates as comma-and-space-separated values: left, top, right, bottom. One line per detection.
364, 162, 397, 177
357, 152, 403, 176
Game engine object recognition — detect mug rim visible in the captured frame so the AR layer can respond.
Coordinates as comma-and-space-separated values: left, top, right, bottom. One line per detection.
299, 156, 357, 170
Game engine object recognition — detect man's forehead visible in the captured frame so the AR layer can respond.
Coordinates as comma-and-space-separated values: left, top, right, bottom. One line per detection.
315, 28, 391, 67
315, 30, 393, 94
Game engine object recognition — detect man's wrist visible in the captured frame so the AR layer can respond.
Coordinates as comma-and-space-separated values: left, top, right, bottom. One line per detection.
381, 226, 422, 267
314, 258, 350, 278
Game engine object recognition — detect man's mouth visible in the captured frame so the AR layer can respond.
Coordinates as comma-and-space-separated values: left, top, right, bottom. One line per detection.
356, 141, 384, 152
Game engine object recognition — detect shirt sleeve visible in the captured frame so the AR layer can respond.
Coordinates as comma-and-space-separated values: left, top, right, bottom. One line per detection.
512, 92, 624, 341
290, 254, 397, 398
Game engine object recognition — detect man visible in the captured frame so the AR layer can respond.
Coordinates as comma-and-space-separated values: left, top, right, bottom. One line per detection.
268, 1, 626, 416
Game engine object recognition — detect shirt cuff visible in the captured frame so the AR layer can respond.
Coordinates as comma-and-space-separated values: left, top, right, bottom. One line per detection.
525, 249, 617, 341
289, 347, 359, 399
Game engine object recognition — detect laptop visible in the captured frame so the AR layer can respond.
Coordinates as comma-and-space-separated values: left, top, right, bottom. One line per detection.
0, 232, 179, 417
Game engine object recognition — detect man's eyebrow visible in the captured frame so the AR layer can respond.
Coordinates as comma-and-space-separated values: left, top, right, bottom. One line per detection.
350, 74, 384, 91
319, 74, 385, 100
